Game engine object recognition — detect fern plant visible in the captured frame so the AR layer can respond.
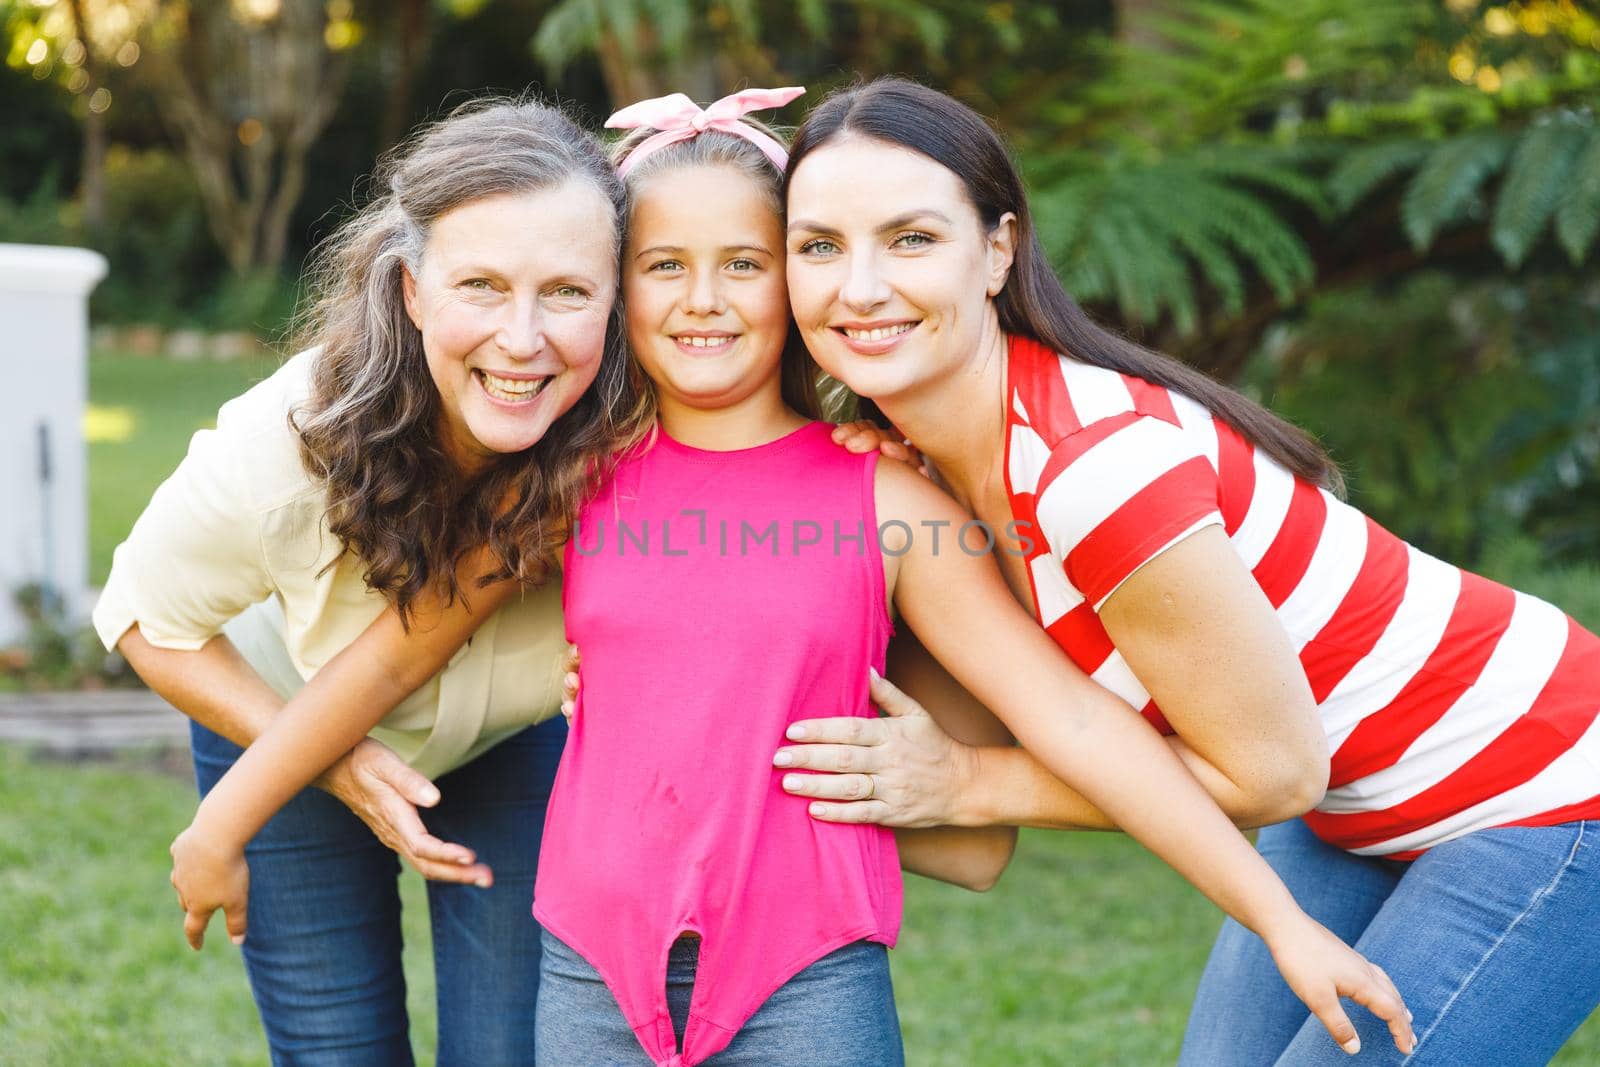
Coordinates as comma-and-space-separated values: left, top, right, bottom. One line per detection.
1028, 146, 1323, 334
1326, 109, 1600, 267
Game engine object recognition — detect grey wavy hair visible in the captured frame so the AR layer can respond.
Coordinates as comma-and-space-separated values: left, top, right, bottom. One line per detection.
288, 95, 656, 622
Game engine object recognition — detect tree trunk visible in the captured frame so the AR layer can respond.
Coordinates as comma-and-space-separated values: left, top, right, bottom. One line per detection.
66, 0, 105, 232
144, 0, 348, 274
378, 0, 431, 155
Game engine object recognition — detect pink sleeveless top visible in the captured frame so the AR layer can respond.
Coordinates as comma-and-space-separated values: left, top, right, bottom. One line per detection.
534, 421, 900, 1067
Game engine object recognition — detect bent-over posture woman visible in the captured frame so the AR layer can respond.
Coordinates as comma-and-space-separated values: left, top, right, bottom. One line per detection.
95, 98, 651, 1065
775, 78, 1600, 1066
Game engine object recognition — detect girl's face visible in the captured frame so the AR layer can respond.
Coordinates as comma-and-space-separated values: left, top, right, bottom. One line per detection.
402, 183, 617, 475
624, 164, 791, 418
786, 136, 1014, 402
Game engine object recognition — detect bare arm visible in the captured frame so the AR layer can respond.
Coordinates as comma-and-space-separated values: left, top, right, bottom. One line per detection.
871, 461, 1411, 1056
184, 576, 518, 856
119, 623, 472, 868
169, 571, 518, 949
1098, 525, 1327, 817
118, 625, 285, 750
778, 532, 1327, 832
880, 632, 1017, 891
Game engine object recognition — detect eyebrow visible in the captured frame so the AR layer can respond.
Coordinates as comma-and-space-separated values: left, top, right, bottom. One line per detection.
633, 243, 775, 260
787, 210, 955, 235
448, 265, 604, 292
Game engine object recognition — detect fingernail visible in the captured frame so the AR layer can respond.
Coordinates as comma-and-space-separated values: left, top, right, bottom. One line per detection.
231, 934, 245, 946
868, 666, 881, 681
773, 751, 793, 766
809, 803, 824, 816
786, 724, 807, 740
456, 855, 473, 865
1342, 1037, 1360, 1055
476, 877, 491, 889
1406, 1010, 1413, 1022
783, 775, 800, 790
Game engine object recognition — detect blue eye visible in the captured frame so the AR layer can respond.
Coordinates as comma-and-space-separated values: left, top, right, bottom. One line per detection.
728, 258, 760, 272
797, 238, 839, 255
894, 232, 933, 248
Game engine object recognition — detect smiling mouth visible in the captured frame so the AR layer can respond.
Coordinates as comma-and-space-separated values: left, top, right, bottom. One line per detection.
476, 369, 551, 403
838, 322, 918, 342
672, 334, 739, 352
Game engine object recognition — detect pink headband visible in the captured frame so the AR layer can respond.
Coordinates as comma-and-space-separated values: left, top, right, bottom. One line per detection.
605, 86, 805, 179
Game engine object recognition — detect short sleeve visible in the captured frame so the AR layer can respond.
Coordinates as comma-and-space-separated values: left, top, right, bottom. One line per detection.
1031, 414, 1223, 609
93, 390, 288, 652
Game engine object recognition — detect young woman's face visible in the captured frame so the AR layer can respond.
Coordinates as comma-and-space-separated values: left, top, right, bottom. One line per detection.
623, 163, 790, 416
786, 136, 1010, 402
402, 182, 617, 474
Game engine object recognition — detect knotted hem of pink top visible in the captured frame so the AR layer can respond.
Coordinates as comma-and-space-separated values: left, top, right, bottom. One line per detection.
633, 1011, 739, 1067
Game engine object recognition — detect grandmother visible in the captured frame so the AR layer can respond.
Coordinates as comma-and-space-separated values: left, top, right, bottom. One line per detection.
94, 97, 651, 1066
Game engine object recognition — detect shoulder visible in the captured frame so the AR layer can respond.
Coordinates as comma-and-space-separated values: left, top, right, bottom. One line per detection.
874, 455, 967, 534
191, 350, 323, 512
1008, 336, 1194, 449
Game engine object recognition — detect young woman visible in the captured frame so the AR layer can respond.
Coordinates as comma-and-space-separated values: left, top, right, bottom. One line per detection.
99, 98, 651, 1064
171, 88, 1412, 1065
774, 77, 1600, 1065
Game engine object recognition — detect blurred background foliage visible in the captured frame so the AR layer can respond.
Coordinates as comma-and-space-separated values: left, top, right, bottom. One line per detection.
3, 0, 1598, 570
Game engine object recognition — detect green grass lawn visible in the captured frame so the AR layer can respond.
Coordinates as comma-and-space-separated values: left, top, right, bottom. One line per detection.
88, 352, 281, 585
6, 745, 1600, 1066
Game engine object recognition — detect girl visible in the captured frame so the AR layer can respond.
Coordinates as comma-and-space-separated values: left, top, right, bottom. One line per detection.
774, 77, 1600, 1065
171, 89, 1415, 1066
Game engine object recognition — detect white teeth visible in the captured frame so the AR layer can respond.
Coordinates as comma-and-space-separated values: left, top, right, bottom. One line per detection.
479, 370, 548, 402
843, 323, 914, 342
676, 335, 733, 349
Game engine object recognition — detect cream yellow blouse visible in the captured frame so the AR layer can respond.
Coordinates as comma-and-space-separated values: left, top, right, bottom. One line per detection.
93, 352, 567, 779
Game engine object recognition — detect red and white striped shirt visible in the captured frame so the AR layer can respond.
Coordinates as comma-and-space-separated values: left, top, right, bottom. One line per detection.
1003, 335, 1600, 858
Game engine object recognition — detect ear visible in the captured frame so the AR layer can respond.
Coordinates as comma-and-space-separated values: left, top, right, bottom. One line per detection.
985, 212, 1018, 298
401, 262, 423, 330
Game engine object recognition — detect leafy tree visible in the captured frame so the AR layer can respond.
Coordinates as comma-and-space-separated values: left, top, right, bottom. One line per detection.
530, 0, 1047, 106
1, 0, 161, 230
1244, 271, 1600, 564
138, 0, 359, 274
1019, 0, 1600, 373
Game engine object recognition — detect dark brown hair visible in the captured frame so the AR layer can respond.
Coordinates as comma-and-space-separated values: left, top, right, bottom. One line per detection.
290, 96, 655, 624
612, 121, 825, 420
785, 78, 1342, 492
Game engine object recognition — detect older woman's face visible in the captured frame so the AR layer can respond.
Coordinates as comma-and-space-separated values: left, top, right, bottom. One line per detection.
786, 136, 1008, 403
402, 182, 616, 474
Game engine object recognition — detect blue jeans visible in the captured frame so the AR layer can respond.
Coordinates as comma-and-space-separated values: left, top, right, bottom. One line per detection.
191, 716, 567, 1067
535, 930, 905, 1065
1179, 818, 1600, 1066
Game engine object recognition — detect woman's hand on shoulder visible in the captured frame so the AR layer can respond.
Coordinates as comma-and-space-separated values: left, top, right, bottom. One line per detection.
318, 738, 493, 886
832, 420, 922, 469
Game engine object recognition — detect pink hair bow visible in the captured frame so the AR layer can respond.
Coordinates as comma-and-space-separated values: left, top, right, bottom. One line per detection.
606, 86, 805, 178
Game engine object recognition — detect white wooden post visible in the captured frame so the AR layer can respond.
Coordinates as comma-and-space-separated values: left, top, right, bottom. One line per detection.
0, 244, 107, 643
